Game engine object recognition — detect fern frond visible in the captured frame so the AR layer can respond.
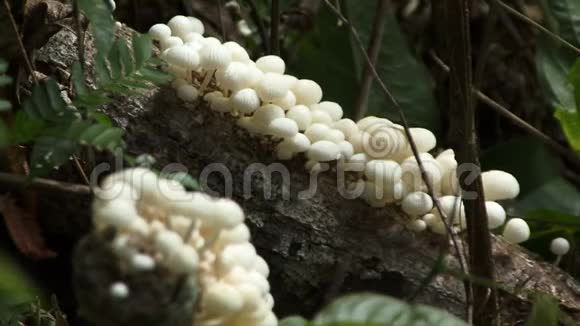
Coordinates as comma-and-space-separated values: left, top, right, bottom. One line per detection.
23, 80, 77, 122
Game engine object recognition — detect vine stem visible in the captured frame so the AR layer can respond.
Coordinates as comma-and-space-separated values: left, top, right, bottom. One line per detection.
322, 0, 471, 307
2, 0, 38, 84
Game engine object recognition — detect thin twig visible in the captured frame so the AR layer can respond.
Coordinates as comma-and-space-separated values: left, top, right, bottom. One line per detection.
2, 0, 38, 84
73, 156, 90, 185
0, 172, 91, 194
354, 0, 389, 120
241, 0, 270, 54
270, 0, 280, 55
323, 0, 470, 289
430, 51, 580, 170
495, 0, 580, 55
216, 0, 227, 40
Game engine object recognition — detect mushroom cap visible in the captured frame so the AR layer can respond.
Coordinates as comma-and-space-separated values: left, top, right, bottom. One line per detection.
311, 101, 343, 121
310, 109, 333, 125
109, 282, 129, 299
502, 218, 530, 244
230, 88, 261, 114
154, 230, 184, 255
436, 149, 457, 173
333, 118, 358, 140
271, 90, 297, 110
286, 105, 312, 131
292, 79, 322, 105
281, 133, 311, 152
207, 198, 245, 230
159, 36, 183, 50
205, 91, 231, 113
149, 24, 171, 41
202, 282, 244, 315
485, 201, 506, 229
401, 191, 433, 216
93, 199, 139, 229
223, 41, 251, 62
176, 84, 199, 102
267, 118, 299, 138
168, 15, 196, 38
187, 16, 205, 34
252, 104, 285, 129
550, 237, 570, 256
255, 73, 290, 102
216, 61, 252, 91
200, 44, 232, 70
409, 128, 437, 153
482, 170, 520, 201
255, 55, 286, 74
131, 253, 156, 271
400, 153, 442, 192
357, 116, 393, 131
169, 245, 200, 273
307, 140, 340, 162
182, 32, 204, 43
215, 224, 251, 249
337, 141, 354, 160
253, 256, 270, 277
364, 159, 402, 185
408, 219, 427, 232
304, 123, 330, 143
438, 195, 465, 225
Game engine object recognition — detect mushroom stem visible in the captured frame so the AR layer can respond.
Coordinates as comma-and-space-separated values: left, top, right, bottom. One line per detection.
199, 69, 216, 95
554, 255, 562, 266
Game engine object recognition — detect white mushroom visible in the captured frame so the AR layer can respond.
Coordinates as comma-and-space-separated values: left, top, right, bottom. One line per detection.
482, 170, 520, 201
502, 218, 530, 244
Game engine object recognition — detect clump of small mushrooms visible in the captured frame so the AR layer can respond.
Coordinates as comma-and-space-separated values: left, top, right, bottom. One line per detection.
151, 15, 529, 243
92, 168, 276, 326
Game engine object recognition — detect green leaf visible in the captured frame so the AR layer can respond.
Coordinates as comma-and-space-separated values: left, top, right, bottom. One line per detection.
279, 316, 310, 326
74, 93, 112, 108
30, 136, 78, 176
137, 66, 172, 85
80, 124, 124, 151
554, 106, 580, 150
22, 79, 76, 122
481, 137, 561, 196
546, 0, 580, 46
0, 99, 11, 111
0, 251, 40, 315
95, 54, 112, 86
71, 62, 89, 97
91, 112, 114, 126
132, 33, 152, 68
10, 111, 45, 144
516, 178, 580, 216
535, 34, 577, 108
526, 294, 560, 326
78, 0, 115, 57
346, 3, 439, 133
0, 120, 7, 148
286, 5, 358, 118
569, 58, 580, 108
0, 74, 12, 86
160, 171, 200, 190
117, 39, 135, 75
0, 58, 8, 73
313, 293, 467, 326
108, 40, 124, 80
527, 209, 580, 227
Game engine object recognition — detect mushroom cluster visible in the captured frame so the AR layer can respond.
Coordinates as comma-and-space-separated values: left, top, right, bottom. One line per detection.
151, 15, 530, 243
92, 168, 276, 326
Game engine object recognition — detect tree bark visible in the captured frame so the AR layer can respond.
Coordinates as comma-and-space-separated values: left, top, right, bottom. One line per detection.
30, 24, 580, 324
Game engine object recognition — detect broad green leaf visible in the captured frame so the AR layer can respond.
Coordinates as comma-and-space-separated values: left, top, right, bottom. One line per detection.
286, 5, 358, 117
23, 79, 76, 122
117, 39, 134, 75
0, 74, 12, 86
526, 294, 560, 326
91, 112, 113, 126
95, 54, 112, 86
86, 126, 124, 151
346, 2, 439, 133
313, 293, 467, 326
74, 93, 112, 108
481, 137, 560, 196
527, 209, 580, 227
569, 58, 580, 108
546, 0, 580, 46
138, 66, 172, 85
30, 136, 78, 176
516, 178, 580, 216
0, 251, 40, 315
0, 99, 10, 111
132, 33, 152, 68
10, 111, 45, 144
554, 106, 580, 150
108, 40, 124, 80
78, 0, 115, 57
535, 34, 576, 108
279, 316, 310, 326
71, 62, 89, 97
